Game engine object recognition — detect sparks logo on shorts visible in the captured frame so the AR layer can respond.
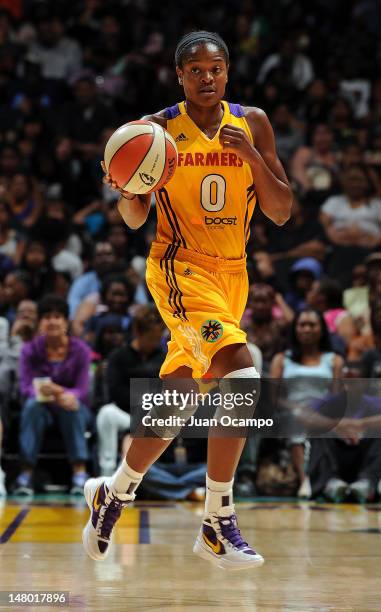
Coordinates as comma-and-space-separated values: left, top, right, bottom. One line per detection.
201, 319, 224, 342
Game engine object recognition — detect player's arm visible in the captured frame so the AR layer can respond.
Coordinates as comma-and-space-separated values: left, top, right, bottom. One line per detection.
219, 107, 292, 226
102, 111, 167, 230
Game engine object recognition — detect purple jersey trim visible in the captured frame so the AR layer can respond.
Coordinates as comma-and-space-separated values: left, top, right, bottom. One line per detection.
165, 104, 181, 119
228, 102, 245, 118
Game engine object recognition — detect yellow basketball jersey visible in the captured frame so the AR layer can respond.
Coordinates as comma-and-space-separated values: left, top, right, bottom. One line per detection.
155, 100, 256, 260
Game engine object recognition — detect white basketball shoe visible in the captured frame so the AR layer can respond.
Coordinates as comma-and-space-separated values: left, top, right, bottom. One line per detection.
82, 477, 134, 561
193, 505, 264, 570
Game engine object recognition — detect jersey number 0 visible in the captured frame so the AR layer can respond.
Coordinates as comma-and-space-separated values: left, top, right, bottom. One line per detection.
200, 174, 226, 212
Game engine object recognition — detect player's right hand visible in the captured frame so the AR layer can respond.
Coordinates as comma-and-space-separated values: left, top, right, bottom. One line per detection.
101, 161, 136, 200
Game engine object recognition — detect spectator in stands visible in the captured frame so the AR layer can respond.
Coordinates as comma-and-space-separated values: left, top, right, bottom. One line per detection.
2, 269, 31, 323
306, 279, 357, 347
7, 172, 43, 230
67, 241, 118, 319
329, 97, 356, 145
245, 283, 290, 373
28, 12, 82, 81
80, 274, 135, 345
362, 298, 381, 379
298, 79, 331, 127
270, 308, 344, 498
290, 124, 338, 195
308, 367, 381, 503
0, 251, 14, 282
340, 141, 381, 196
0, 145, 21, 178
89, 314, 127, 413
32, 202, 83, 282
320, 165, 381, 249
15, 295, 92, 495
320, 165, 381, 284
0, 199, 24, 263
0, 299, 38, 398
285, 257, 322, 312
271, 103, 304, 166
257, 38, 314, 91
59, 75, 117, 160
96, 305, 165, 476
267, 189, 327, 266
20, 240, 57, 300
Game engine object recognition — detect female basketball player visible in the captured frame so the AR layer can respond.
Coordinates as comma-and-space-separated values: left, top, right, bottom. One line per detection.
83, 31, 292, 569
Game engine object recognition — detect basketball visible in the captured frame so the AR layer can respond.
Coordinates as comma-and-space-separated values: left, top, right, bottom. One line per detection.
104, 120, 178, 194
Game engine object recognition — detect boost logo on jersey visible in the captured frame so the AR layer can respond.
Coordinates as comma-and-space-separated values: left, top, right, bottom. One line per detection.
205, 216, 237, 226
201, 319, 224, 343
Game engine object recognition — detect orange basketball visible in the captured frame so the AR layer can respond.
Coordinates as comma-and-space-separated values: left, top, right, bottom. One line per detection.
104, 120, 178, 194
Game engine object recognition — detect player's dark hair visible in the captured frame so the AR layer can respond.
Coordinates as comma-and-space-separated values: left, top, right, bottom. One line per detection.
175, 31, 229, 67
290, 308, 332, 363
38, 294, 69, 320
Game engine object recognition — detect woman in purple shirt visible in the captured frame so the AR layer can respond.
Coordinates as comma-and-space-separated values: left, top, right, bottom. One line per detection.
15, 295, 92, 495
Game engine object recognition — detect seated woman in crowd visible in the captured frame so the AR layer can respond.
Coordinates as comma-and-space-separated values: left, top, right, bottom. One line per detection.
270, 308, 344, 498
15, 295, 92, 495
320, 165, 381, 250
290, 124, 339, 197
320, 165, 381, 285
306, 278, 357, 348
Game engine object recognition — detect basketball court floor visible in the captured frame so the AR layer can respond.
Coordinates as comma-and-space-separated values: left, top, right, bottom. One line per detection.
0, 496, 380, 611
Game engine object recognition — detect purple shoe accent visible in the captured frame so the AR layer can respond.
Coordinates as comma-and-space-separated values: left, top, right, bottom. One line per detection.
165, 104, 181, 119
202, 523, 218, 543
99, 497, 126, 541
228, 102, 245, 118
98, 541, 108, 554
219, 514, 256, 554
91, 483, 107, 529
202, 523, 225, 555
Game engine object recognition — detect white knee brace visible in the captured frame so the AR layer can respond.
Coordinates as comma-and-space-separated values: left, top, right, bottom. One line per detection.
215, 366, 261, 423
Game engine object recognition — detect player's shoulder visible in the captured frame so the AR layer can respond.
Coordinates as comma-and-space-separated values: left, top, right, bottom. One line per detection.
241, 106, 270, 127
240, 106, 272, 140
141, 109, 168, 129
143, 102, 185, 128
242, 106, 267, 120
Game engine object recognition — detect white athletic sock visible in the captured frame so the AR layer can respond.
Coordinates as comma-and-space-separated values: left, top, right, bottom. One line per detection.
109, 459, 144, 495
205, 474, 234, 516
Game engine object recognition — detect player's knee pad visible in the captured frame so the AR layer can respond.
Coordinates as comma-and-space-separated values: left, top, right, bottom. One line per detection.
144, 403, 198, 440
214, 366, 261, 424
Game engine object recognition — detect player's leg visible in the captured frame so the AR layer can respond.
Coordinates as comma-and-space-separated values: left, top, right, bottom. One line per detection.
82, 365, 196, 560
193, 342, 264, 569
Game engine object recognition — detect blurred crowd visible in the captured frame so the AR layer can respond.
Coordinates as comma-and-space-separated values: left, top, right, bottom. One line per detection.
0, 0, 381, 502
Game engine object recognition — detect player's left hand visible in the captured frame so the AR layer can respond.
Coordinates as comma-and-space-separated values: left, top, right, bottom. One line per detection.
219, 124, 257, 164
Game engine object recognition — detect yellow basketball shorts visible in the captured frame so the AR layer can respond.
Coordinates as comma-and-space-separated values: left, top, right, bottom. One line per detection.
146, 242, 248, 378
